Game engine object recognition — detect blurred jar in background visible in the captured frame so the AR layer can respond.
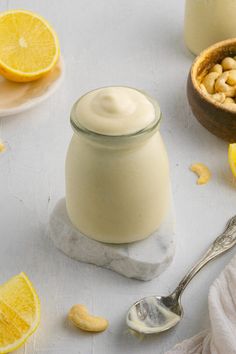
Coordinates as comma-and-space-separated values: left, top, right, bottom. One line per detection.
184, 0, 236, 55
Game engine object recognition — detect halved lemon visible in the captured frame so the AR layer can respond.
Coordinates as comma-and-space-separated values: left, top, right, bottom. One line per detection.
228, 143, 236, 177
0, 10, 60, 82
0, 272, 40, 353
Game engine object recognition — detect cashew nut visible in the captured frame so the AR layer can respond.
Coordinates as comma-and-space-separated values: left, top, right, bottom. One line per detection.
0, 141, 5, 153
215, 72, 235, 97
202, 72, 220, 94
210, 64, 223, 75
211, 92, 226, 103
227, 70, 236, 85
190, 163, 211, 185
68, 304, 109, 332
224, 97, 235, 104
221, 57, 236, 70
200, 84, 225, 103
199, 83, 208, 96
223, 97, 236, 109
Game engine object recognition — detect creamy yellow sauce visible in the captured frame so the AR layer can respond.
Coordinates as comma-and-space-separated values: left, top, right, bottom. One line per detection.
66, 87, 170, 244
127, 297, 180, 334
74, 86, 158, 136
184, 0, 236, 55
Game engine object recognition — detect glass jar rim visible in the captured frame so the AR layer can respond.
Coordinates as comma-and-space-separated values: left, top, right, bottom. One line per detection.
70, 86, 162, 140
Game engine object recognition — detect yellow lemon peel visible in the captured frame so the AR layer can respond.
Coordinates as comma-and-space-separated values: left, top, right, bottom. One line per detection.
229, 143, 236, 177
0, 272, 40, 353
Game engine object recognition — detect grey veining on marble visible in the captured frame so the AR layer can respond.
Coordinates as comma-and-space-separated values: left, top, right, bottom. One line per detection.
48, 198, 176, 281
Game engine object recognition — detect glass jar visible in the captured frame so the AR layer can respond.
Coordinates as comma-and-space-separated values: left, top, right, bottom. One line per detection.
65, 88, 170, 244
184, 0, 236, 55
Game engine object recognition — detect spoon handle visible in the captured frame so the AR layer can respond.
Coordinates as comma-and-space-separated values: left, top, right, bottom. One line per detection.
172, 215, 236, 299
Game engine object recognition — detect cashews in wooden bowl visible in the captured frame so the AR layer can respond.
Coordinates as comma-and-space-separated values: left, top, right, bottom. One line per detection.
187, 38, 236, 142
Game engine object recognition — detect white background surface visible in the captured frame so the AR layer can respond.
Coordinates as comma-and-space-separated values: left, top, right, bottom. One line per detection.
0, 1, 235, 353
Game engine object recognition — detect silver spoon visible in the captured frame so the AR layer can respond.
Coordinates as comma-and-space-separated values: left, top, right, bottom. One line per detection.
127, 215, 236, 334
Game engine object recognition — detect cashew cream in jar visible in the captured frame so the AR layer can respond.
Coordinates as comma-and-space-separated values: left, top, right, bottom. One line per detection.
184, 0, 236, 55
65, 87, 170, 244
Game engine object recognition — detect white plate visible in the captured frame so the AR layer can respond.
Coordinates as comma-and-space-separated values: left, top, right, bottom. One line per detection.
0, 57, 64, 117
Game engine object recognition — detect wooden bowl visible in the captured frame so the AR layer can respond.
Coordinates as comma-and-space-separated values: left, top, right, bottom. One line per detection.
187, 38, 236, 142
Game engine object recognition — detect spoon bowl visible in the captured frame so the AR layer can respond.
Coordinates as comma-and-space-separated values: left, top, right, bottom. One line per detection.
126, 215, 236, 335
126, 295, 182, 334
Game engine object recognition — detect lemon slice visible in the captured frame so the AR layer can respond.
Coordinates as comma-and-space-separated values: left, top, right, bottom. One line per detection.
228, 143, 236, 177
0, 272, 40, 353
0, 10, 60, 82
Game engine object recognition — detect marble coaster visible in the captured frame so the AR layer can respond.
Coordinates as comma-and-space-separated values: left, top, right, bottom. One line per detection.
48, 198, 176, 281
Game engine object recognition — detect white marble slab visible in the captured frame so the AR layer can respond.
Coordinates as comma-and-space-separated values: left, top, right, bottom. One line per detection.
48, 198, 176, 281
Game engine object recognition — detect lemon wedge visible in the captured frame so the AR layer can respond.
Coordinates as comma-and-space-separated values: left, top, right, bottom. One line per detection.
228, 143, 236, 177
0, 272, 40, 353
0, 10, 60, 82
